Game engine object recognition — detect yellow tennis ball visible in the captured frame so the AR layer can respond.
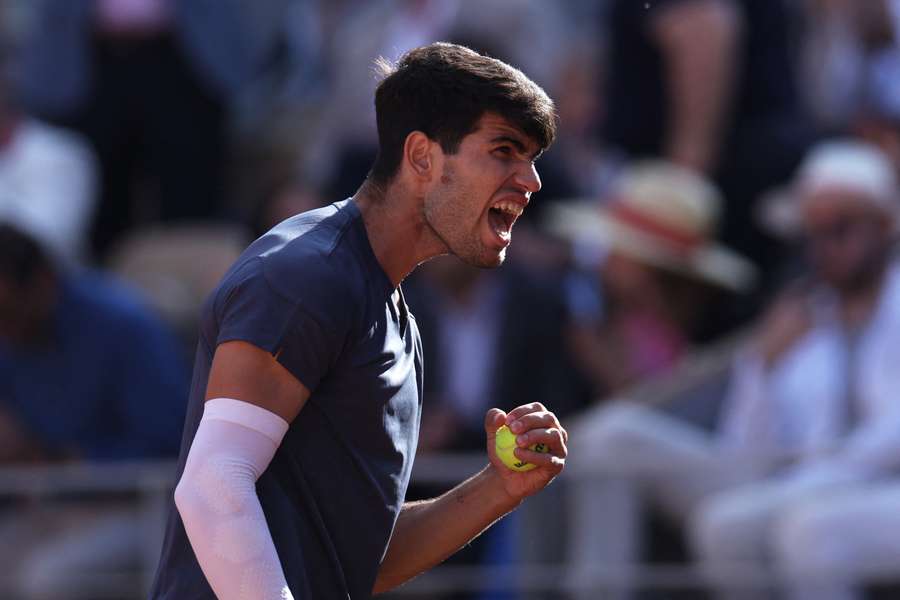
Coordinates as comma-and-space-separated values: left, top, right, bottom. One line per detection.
495, 425, 549, 472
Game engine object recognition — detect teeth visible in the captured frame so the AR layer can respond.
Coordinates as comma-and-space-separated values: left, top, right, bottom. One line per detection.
492, 201, 524, 217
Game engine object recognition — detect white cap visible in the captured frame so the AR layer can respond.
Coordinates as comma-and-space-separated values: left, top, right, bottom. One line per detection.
796, 139, 898, 210
759, 139, 900, 237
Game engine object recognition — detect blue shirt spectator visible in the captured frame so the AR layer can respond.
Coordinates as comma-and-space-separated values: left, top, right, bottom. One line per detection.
0, 224, 187, 461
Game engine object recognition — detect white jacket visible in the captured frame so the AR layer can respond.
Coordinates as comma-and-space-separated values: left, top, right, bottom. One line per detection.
719, 264, 900, 479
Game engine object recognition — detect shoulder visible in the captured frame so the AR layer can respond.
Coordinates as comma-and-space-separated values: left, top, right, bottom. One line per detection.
67, 272, 173, 339
215, 201, 372, 327
69, 271, 149, 317
17, 119, 95, 164
264, 207, 362, 294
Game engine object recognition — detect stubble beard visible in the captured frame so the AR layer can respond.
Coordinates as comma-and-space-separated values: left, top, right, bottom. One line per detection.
835, 242, 891, 297
424, 167, 504, 269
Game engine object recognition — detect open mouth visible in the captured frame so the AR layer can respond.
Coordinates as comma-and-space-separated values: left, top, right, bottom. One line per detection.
488, 200, 525, 244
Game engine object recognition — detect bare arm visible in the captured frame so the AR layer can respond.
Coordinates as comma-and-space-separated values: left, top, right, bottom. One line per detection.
652, 0, 743, 173
373, 466, 518, 594
374, 404, 568, 594
205, 340, 310, 418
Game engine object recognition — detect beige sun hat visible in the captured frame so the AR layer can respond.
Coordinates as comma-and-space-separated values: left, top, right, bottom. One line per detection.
546, 161, 757, 292
759, 139, 900, 237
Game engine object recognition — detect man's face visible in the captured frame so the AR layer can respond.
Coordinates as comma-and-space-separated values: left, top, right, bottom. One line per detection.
422, 113, 543, 268
802, 190, 894, 291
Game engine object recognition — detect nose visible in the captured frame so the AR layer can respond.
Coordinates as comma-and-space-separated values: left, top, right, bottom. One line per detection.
516, 162, 541, 194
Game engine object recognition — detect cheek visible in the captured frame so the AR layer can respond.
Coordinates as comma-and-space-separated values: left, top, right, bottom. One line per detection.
434, 176, 481, 221
424, 184, 471, 244
809, 242, 844, 270
602, 255, 649, 295
811, 238, 868, 275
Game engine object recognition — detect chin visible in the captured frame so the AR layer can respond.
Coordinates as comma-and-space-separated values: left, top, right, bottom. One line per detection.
470, 248, 506, 269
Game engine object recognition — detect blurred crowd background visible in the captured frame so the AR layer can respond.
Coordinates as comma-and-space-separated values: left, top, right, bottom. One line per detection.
2, 0, 900, 598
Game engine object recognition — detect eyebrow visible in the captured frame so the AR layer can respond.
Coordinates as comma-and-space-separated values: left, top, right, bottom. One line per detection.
490, 135, 542, 160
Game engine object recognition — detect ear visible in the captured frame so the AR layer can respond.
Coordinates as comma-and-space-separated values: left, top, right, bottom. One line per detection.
403, 131, 437, 181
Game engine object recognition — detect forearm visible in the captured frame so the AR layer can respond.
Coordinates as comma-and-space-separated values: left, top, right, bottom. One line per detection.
373, 466, 519, 594
655, 0, 741, 172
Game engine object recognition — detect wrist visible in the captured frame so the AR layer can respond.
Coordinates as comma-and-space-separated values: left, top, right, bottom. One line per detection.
474, 465, 522, 514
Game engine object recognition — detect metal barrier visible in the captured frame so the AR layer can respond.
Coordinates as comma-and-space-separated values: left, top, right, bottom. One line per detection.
0, 337, 750, 598
0, 455, 499, 599
0, 458, 727, 599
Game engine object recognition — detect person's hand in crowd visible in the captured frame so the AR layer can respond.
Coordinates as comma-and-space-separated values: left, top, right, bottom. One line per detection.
484, 403, 567, 501
755, 289, 814, 368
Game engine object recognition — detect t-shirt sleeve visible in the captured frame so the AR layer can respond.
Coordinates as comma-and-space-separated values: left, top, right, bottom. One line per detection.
214, 257, 350, 392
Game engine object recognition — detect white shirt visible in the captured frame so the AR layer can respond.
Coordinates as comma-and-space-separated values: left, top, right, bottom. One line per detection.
719, 264, 900, 480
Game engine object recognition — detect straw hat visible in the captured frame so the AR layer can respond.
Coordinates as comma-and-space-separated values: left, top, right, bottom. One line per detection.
759, 139, 900, 237
546, 161, 756, 292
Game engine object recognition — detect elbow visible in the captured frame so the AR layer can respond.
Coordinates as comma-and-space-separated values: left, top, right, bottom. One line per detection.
174, 473, 209, 538
373, 565, 424, 595
173, 474, 195, 523
372, 561, 407, 596
372, 575, 399, 596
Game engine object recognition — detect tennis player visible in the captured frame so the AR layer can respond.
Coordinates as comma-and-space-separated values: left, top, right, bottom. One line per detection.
151, 42, 568, 599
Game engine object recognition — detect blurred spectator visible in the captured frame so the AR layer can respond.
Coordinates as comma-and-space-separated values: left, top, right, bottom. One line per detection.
529, 37, 617, 214
0, 43, 97, 265
548, 162, 756, 397
846, 5, 900, 176
0, 222, 186, 461
407, 256, 587, 454
0, 223, 187, 596
800, 0, 897, 132
602, 0, 814, 309
18, 0, 272, 259
694, 140, 900, 599
567, 140, 900, 599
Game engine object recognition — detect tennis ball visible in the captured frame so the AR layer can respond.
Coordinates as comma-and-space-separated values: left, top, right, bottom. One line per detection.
494, 425, 549, 472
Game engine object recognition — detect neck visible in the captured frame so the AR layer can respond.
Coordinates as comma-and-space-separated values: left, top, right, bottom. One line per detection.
353, 179, 446, 287
0, 112, 19, 149
839, 268, 887, 330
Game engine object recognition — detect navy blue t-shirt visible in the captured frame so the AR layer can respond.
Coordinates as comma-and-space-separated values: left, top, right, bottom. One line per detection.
151, 200, 423, 599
